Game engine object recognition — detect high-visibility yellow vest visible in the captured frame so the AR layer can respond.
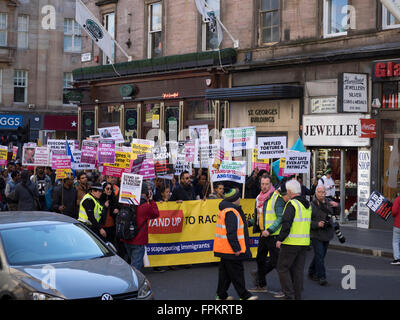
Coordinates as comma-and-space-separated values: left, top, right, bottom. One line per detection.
264, 190, 282, 236
213, 208, 246, 255
78, 193, 103, 226
282, 199, 311, 246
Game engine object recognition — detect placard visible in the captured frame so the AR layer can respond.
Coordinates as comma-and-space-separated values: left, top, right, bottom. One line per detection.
98, 126, 124, 143
81, 140, 98, 165
131, 138, 154, 160
119, 173, 143, 206
98, 139, 116, 164
258, 136, 287, 159
22, 143, 37, 165
210, 160, 247, 184
366, 191, 392, 221
103, 150, 131, 177
252, 148, 270, 172
283, 151, 311, 174
221, 126, 256, 152
0, 146, 8, 166
34, 147, 50, 166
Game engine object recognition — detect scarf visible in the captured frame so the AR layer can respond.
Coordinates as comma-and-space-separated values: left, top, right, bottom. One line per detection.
256, 186, 275, 231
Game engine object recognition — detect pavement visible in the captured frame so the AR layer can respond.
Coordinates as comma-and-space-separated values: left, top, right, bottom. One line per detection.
329, 221, 394, 259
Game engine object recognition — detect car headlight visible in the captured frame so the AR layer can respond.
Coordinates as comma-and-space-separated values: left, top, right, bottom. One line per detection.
137, 279, 152, 299
31, 292, 64, 300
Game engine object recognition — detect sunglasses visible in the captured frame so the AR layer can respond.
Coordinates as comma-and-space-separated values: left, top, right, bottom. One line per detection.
105, 187, 111, 191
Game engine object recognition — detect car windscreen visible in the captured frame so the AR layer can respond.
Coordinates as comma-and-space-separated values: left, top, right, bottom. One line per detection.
0, 223, 114, 266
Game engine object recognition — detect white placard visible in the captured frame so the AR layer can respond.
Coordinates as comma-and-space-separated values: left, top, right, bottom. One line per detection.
98, 126, 124, 143
210, 160, 247, 184
34, 147, 50, 166
284, 151, 311, 174
357, 149, 371, 229
221, 126, 256, 152
258, 136, 287, 159
119, 173, 143, 206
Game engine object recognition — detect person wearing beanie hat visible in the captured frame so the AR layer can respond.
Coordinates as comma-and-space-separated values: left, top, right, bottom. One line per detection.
213, 188, 257, 300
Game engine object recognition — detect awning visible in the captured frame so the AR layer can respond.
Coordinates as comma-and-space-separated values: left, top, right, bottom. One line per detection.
43, 115, 78, 131
205, 84, 303, 101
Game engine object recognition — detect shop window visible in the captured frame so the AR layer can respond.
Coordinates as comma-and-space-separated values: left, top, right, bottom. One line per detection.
148, 2, 162, 58
323, 0, 348, 38
144, 103, 160, 123
82, 111, 95, 139
201, 0, 221, 51
381, 81, 400, 109
382, 0, 400, 29
165, 105, 179, 141
63, 72, 73, 105
100, 105, 120, 124
125, 108, 138, 143
382, 119, 400, 202
0, 13, 7, 46
186, 100, 215, 122
259, 0, 279, 45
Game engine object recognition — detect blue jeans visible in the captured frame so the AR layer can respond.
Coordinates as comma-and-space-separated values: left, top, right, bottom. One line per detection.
393, 227, 400, 260
124, 243, 145, 271
308, 239, 329, 280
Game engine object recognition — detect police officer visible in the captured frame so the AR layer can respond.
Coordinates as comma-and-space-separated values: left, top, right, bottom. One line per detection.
78, 182, 109, 239
276, 179, 312, 300
213, 188, 258, 300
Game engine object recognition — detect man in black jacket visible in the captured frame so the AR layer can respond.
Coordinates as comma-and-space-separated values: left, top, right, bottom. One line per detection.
52, 175, 78, 219
170, 171, 196, 202
213, 188, 257, 300
308, 185, 334, 286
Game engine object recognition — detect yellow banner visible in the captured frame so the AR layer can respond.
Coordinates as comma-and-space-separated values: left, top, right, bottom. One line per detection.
147, 199, 258, 267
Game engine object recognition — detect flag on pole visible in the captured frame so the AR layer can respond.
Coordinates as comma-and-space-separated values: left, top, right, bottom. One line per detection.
75, 0, 114, 63
66, 140, 76, 179
194, 0, 223, 48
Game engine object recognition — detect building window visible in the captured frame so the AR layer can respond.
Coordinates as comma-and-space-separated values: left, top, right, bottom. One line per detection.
17, 15, 29, 49
148, 2, 162, 58
382, 0, 400, 29
323, 0, 348, 38
63, 72, 73, 104
103, 12, 115, 65
259, 0, 279, 44
64, 18, 81, 52
0, 13, 7, 46
14, 70, 27, 103
201, 0, 220, 51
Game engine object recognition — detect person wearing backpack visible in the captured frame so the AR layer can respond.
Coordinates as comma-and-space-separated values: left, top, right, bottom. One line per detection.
121, 181, 159, 271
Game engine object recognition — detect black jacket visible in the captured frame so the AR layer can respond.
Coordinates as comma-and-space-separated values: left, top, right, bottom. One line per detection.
214, 200, 252, 260
278, 196, 311, 243
310, 199, 334, 242
99, 192, 120, 224
52, 184, 78, 219
170, 183, 196, 201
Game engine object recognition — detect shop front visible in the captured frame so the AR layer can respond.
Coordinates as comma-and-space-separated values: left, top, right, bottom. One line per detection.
74, 49, 237, 143
371, 59, 400, 229
303, 114, 371, 228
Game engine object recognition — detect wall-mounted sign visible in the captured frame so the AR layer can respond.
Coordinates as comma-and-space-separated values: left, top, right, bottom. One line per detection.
120, 84, 137, 98
359, 119, 376, 139
373, 60, 400, 82
162, 92, 179, 99
357, 149, 371, 229
0, 114, 23, 129
247, 107, 278, 123
310, 96, 337, 113
302, 114, 370, 147
81, 52, 92, 62
338, 73, 368, 113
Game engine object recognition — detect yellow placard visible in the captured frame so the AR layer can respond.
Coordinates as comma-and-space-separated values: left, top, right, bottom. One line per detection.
146, 199, 257, 267
55, 168, 72, 180
104, 151, 131, 169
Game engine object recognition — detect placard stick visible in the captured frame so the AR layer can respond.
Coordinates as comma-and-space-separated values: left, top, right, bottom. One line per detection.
242, 181, 245, 199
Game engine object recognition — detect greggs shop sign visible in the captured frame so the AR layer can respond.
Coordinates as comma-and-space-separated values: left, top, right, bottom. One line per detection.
373, 60, 400, 81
